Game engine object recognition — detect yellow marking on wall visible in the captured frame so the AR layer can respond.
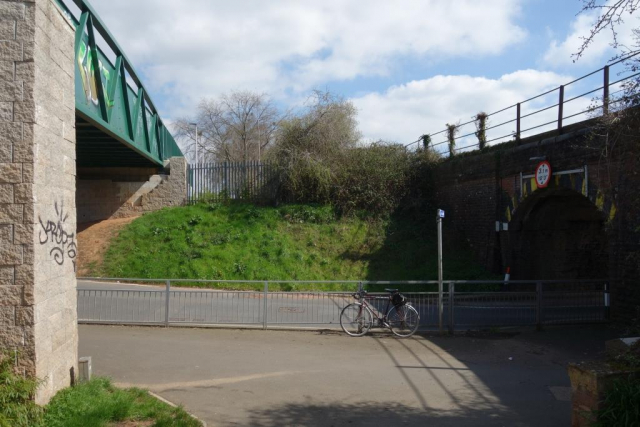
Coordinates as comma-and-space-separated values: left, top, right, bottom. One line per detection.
595, 191, 605, 210
530, 178, 537, 192
506, 207, 511, 222
512, 195, 518, 209
555, 175, 560, 186
609, 202, 617, 221
582, 176, 586, 196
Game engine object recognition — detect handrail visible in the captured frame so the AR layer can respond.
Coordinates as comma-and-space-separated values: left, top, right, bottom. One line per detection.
78, 277, 618, 285
410, 52, 640, 153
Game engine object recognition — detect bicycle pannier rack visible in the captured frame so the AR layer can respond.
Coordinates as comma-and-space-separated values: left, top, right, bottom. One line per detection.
391, 292, 406, 307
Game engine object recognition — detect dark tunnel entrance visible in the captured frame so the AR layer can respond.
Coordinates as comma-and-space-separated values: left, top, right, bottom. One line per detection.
507, 188, 608, 280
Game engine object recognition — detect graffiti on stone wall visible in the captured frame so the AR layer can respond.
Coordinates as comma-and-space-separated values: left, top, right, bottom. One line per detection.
38, 201, 77, 271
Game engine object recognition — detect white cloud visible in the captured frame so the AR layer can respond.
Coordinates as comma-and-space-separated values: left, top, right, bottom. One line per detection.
543, 6, 639, 67
351, 70, 592, 149
88, 0, 526, 118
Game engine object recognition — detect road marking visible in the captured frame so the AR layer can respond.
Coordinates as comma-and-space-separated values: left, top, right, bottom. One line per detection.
115, 371, 304, 392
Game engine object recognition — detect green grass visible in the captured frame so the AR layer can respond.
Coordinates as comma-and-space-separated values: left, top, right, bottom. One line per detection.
43, 377, 201, 427
0, 353, 42, 427
98, 203, 496, 291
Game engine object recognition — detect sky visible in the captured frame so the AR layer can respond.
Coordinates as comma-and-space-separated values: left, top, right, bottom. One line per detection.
86, 0, 639, 149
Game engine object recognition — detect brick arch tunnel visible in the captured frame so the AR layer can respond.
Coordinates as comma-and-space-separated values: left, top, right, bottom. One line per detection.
507, 188, 608, 280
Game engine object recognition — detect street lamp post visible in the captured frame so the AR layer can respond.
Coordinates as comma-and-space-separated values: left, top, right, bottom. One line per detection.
189, 122, 198, 164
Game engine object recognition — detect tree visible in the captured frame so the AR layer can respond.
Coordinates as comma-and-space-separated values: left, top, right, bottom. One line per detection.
176, 91, 282, 163
575, 1, 640, 103
574, 0, 640, 61
269, 90, 361, 203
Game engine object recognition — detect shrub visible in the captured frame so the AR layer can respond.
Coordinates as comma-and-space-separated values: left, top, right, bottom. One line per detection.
475, 112, 488, 149
595, 376, 640, 426
270, 90, 360, 205
0, 352, 43, 427
333, 143, 411, 217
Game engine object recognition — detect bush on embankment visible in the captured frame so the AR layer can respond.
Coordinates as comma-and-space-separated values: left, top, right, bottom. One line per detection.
269, 91, 441, 219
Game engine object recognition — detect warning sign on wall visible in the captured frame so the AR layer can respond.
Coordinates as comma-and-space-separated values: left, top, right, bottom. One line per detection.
535, 161, 552, 188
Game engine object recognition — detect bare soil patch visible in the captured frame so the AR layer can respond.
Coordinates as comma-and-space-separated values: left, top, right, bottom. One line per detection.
77, 217, 139, 276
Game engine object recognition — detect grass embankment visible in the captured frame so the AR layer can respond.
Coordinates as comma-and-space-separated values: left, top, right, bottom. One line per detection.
96, 203, 494, 290
43, 378, 200, 427
1, 350, 199, 427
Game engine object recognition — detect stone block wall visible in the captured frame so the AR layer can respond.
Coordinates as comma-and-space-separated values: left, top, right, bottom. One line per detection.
76, 157, 187, 223
0, 0, 77, 404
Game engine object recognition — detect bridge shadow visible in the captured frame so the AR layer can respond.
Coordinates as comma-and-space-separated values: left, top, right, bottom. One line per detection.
360, 211, 496, 291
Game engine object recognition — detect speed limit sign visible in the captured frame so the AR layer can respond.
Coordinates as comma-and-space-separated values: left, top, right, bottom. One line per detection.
535, 161, 552, 188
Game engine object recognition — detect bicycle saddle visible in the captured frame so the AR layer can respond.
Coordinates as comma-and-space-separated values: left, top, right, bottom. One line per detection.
384, 288, 399, 293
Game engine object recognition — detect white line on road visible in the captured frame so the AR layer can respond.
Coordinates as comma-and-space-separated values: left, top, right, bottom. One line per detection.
115, 370, 306, 392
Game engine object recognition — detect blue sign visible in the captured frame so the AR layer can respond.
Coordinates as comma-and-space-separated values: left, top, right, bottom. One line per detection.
437, 209, 445, 218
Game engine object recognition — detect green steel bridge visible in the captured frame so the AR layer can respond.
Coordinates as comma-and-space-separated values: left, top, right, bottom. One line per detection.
55, 0, 183, 168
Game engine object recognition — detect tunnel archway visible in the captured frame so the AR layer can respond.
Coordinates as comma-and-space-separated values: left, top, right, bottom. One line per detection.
507, 188, 608, 280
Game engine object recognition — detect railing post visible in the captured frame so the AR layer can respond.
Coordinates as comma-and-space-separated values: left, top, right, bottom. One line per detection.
437, 212, 444, 334
164, 279, 170, 327
536, 282, 543, 331
603, 65, 610, 115
604, 282, 610, 320
516, 103, 521, 141
448, 282, 455, 335
263, 281, 268, 330
557, 85, 564, 134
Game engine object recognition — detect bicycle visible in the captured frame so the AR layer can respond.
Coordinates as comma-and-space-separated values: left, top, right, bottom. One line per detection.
340, 288, 420, 338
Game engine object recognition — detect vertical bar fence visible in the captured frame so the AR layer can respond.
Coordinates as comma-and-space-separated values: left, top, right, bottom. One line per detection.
188, 161, 280, 204
77, 278, 613, 332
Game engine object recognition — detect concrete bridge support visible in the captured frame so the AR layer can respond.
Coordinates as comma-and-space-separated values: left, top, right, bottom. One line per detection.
0, 0, 77, 404
76, 157, 187, 223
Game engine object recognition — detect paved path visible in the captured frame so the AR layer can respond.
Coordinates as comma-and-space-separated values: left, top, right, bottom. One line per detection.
79, 324, 615, 426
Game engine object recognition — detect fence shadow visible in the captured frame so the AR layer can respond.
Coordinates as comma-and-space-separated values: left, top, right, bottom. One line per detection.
244, 400, 511, 427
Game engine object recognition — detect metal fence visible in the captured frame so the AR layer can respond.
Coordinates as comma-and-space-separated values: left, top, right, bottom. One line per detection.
406, 51, 640, 155
187, 161, 280, 204
77, 278, 611, 332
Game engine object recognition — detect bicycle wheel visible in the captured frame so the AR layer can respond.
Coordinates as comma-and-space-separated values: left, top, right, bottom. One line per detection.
340, 303, 373, 337
387, 304, 420, 338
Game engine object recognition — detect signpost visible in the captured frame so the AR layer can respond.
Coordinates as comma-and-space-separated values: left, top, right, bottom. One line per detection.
437, 209, 445, 333
535, 160, 552, 188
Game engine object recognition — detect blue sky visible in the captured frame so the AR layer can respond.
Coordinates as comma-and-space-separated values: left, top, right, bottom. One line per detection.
88, 0, 637, 147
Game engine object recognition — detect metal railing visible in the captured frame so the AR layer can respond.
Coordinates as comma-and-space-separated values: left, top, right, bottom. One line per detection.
54, 0, 184, 165
77, 278, 612, 332
407, 52, 640, 155
187, 161, 280, 204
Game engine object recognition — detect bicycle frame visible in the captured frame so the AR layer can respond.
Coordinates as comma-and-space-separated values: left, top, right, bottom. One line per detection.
358, 294, 393, 326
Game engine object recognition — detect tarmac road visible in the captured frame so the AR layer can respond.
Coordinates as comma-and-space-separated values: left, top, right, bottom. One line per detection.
79, 324, 616, 426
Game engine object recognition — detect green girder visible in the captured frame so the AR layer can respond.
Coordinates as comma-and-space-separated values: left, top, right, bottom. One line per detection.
55, 0, 183, 166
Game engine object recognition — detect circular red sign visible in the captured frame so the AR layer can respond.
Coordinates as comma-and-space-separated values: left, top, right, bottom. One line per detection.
535, 161, 552, 188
